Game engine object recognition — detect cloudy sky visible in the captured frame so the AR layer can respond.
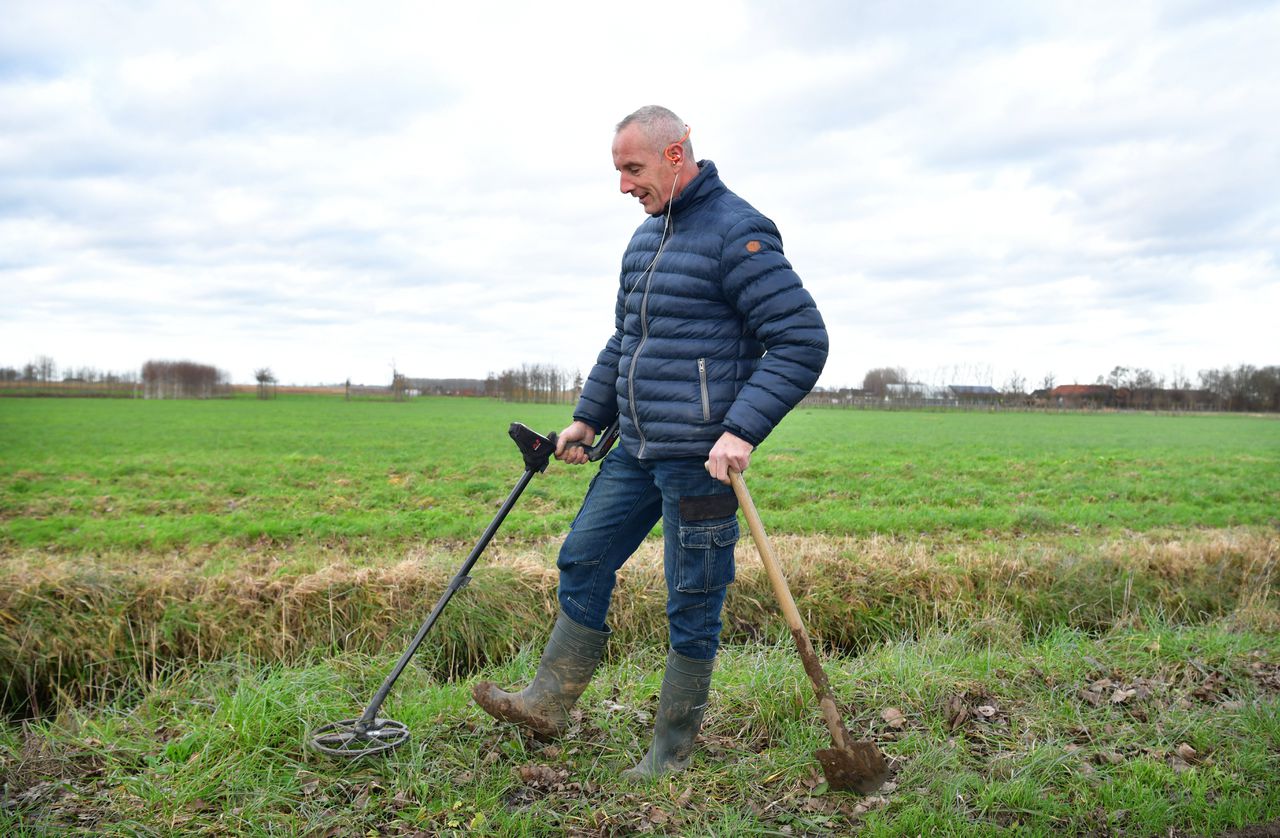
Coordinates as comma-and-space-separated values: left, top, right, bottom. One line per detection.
3, 0, 1277, 390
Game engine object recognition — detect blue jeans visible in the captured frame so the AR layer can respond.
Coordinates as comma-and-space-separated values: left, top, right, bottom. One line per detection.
556, 445, 740, 660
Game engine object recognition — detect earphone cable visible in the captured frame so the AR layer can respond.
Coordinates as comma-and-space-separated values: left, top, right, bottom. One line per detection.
623, 164, 681, 312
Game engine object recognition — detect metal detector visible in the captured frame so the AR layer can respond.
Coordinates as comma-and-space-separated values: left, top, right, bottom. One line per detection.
308, 419, 620, 758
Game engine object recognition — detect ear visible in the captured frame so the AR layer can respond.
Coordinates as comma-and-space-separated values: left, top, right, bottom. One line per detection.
665, 124, 691, 167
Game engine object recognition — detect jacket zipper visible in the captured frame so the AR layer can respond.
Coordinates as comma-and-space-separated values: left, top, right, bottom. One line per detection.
627, 252, 657, 458
627, 219, 677, 458
697, 358, 710, 421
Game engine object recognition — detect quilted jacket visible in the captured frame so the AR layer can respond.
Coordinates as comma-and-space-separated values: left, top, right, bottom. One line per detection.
574, 160, 828, 459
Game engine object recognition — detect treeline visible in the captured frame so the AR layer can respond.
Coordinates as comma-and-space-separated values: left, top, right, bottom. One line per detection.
141, 360, 231, 399
484, 363, 581, 404
1, 357, 231, 399
1053, 364, 1278, 412
829, 363, 1280, 412
6, 354, 1276, 412
1194, 365, 1280, 412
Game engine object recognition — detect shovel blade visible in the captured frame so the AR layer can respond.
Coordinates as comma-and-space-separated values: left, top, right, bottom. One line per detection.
815, 741, 890, 795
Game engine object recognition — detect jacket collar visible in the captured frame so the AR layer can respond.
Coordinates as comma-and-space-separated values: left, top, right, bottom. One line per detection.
656, 160, 721, 218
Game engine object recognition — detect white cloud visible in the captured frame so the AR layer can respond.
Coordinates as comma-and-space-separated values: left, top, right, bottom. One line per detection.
2, 0, 1277, 391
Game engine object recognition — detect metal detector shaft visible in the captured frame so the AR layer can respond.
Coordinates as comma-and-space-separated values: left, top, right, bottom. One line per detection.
310, 418, 620, 756
354, 467, 537, 729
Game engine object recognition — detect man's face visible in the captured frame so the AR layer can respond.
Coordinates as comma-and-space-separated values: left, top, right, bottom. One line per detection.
612, 124, 677, 215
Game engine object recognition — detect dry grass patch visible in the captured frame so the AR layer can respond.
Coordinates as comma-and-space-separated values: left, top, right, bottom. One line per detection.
2, 529, 1275, 715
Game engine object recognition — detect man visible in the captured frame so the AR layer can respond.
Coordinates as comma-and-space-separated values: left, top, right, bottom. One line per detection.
473, 105, 828, 779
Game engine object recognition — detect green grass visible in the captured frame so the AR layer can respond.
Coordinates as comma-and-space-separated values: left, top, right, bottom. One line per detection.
3, 622, 1277, 836
2, 395, 1278, 834
1, 396, 597, 550
2, 397, 1278, 551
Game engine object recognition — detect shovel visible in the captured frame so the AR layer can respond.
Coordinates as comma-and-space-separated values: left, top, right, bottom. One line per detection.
729, 470, 889, 794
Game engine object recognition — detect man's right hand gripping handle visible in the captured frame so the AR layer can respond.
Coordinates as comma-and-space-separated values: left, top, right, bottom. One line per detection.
556, 417, 620, 465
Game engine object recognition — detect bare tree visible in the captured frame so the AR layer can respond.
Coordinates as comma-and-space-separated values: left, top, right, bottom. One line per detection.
489, 363, 578, 404
255, 367, 277, 400
862, 367, 906, 397
1001, 371, 1026, 398
25, 355, 57, 383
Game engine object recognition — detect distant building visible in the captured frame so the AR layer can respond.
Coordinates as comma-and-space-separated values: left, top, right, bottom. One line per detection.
402, 378, 487, 397
885, 382, 949, 401
1049, 384, 1117, 408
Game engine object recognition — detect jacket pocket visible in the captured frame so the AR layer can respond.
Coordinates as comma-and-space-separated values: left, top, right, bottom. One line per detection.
676, 518, 739, 593
697, 358, 711, 422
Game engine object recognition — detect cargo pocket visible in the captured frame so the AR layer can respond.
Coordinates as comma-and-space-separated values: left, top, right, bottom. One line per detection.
676, 518, 739, 593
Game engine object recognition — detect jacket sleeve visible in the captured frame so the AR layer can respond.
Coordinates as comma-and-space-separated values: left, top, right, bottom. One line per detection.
718, 215, 828, 446
572, 287, 625, 432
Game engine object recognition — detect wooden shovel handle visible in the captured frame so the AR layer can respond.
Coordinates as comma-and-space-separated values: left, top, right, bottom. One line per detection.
730, 470, 852, 749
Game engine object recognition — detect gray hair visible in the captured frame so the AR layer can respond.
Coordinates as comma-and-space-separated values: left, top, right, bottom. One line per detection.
616, 105, 694, 159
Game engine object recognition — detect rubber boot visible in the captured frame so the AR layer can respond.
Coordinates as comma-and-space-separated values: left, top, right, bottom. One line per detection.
622, 649, 715, 780
472, 613, 609, 738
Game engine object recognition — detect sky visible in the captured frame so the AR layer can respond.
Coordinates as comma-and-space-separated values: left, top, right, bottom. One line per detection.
3, 0, 1277, 390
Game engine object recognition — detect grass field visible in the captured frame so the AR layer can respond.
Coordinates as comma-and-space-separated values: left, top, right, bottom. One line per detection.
2, 396, 1276, 550
2, 396, 1278, 835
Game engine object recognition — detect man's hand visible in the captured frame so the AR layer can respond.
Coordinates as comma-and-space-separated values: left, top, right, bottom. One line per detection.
555, 420, 597, 465
705, 431, 754, 484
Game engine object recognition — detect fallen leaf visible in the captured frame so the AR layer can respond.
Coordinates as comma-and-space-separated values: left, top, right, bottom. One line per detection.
975, 704, 998, 719
1175, 743, 1203, 764
881, 707, 906, 728
1110, 688, 1137, 704
515, 763, 569, 788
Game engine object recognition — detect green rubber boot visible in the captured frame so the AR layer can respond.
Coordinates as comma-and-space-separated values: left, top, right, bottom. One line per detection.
472, 613, 609, 738
622, 649, 715, 780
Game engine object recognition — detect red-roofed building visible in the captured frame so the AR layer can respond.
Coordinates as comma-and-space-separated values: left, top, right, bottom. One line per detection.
1049, 384, 1117, 408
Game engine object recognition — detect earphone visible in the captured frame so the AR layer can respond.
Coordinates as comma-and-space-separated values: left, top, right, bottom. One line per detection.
665, 124, 691, 166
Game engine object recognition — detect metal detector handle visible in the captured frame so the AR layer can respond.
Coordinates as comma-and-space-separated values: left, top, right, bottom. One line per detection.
572, 416, 620, 462
508, 423, 558, 473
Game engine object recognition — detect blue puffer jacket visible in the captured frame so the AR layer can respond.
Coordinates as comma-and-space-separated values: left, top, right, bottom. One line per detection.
574, 161, 828, 460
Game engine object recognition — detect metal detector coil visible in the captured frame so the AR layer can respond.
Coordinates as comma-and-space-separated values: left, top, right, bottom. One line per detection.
307, 417, 619, 758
